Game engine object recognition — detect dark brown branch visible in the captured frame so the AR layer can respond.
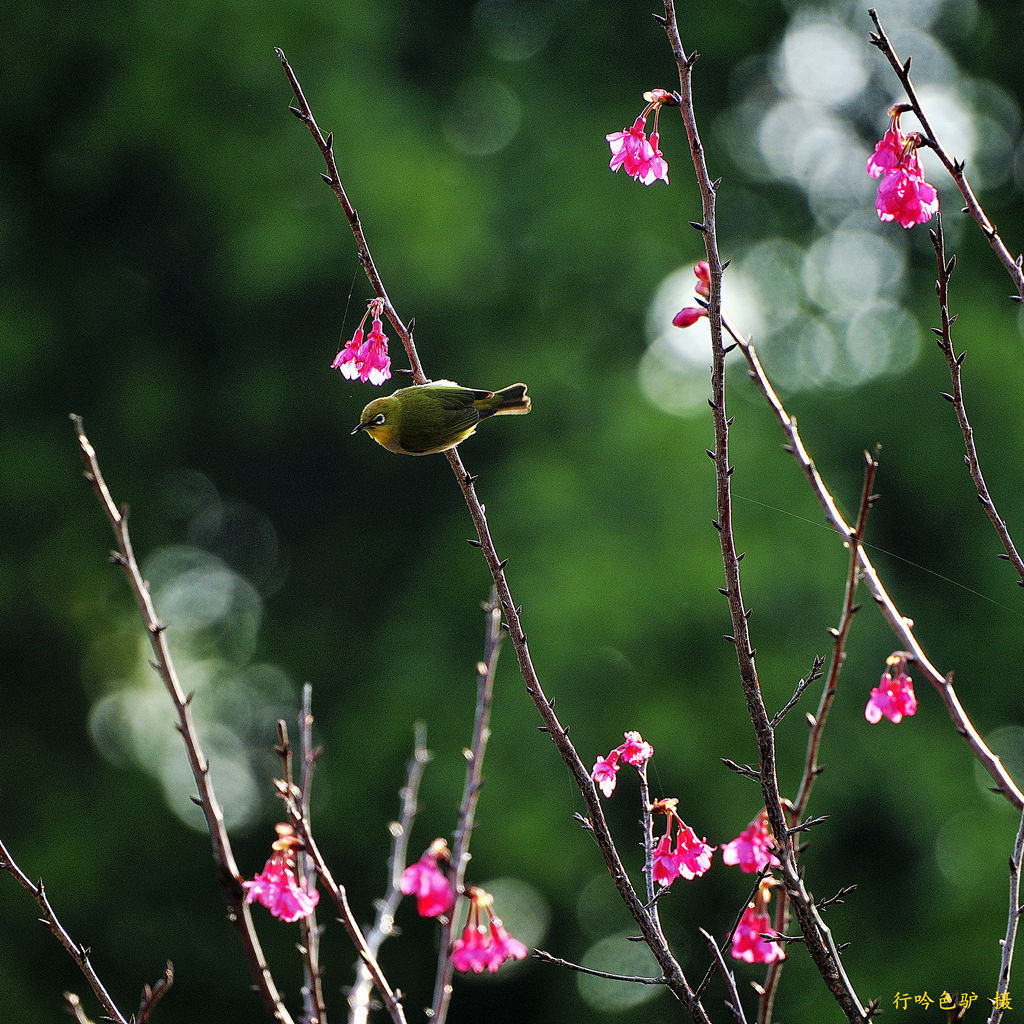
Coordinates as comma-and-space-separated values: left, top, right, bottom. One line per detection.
276, 49, 711, 1023
929, 216, 1024, 582
989, 806, 1024, 1024
717, 315, 1024, 811
867, 9, 1024, 301
280, 785, 408, 1024
0, 836, 129, 1024
660, 3, 868, 1019
70, 415, 293, 1023
533, 949, 667, 985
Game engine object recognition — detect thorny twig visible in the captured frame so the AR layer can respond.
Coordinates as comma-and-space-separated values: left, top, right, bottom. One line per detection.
280, 775, 409, 1024
662, 1, 869, 1019
431, 595, 503, 1024
989, 806, 1024, 1024
0, 837, 132, 1024
716, 311, 1024, 811
929, 216, 1024, 583
867, 9, 1024, 302
532, 949, 667, 985
71, 414, 294, 1024
761, 449, 878, 1019
698, 928, 748, 1024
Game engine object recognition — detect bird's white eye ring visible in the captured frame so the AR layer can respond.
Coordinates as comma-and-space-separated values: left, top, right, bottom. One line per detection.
372, 413, 386, 426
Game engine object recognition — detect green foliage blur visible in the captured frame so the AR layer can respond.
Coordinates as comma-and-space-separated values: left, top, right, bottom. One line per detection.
4, 0, 1024, 1021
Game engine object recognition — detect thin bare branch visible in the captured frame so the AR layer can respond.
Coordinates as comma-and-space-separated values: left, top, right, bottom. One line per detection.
431, 594, 503, 1024
660, 3, 868, 1019
350, 722, 431, 1024
293, 690, 329, 1024
0, 837, 129, 1024
70, 414, 293, 1023
533, 949, 667, 985
988, 806, 1024, 1024
867, 9, 1024, 300
283, 800, 408, 1024
929, 216, 1024, 581
697, 928, 749, 1024
276, 49, 710, 1023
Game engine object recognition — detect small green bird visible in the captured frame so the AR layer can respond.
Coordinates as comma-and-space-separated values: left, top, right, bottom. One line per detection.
352, 380, 531, 455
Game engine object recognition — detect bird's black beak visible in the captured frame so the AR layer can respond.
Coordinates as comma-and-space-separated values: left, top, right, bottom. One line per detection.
351, 422, 369, 435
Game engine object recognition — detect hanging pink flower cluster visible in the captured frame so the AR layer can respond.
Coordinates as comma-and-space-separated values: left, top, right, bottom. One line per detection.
243, 824, 320, 923
606, 89, 678, 186
451, 888, 529, 974
721, 809, 780, 874
400, 838, 456, 918
331, 296, 392, 385
673, 260, 711, 328
732, 881, 786, 964
651, 798, 715, 887
866, 109, 938, 229
590, 729, 654, 797
865, 653, 918, 723
721, 811, 786, 964
592, 731, 792, 963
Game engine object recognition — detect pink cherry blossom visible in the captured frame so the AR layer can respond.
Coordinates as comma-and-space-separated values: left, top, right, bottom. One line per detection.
400, 842, 455, 918
693, 261, 711, 298
722, 810, 780, 873
357, 315, 392, 385
331, 298, 392, 385
243, 837, 319, 923
452, 924, 491, 973
652, 832, 681, 888
606, 91, 674, 187
732, 905, 785, 964
650, 810, 714, 887
672, 306, 706, 328
452, 888, 529, 975
865, 663, 918, 723
591, 751, 621, 797
486, 919, 529, 972
331, 327, 364, 380
875, 167, 939, 229
636, 131, 669, 185
618, 730, 654, 766
867, 112, 938, 228
866, 125, 905, 178
673, 823, 715, 880
607, 117, 650, 178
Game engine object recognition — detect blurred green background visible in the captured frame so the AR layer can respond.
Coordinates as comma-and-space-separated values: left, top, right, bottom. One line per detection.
4, 0, 1024, 1020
